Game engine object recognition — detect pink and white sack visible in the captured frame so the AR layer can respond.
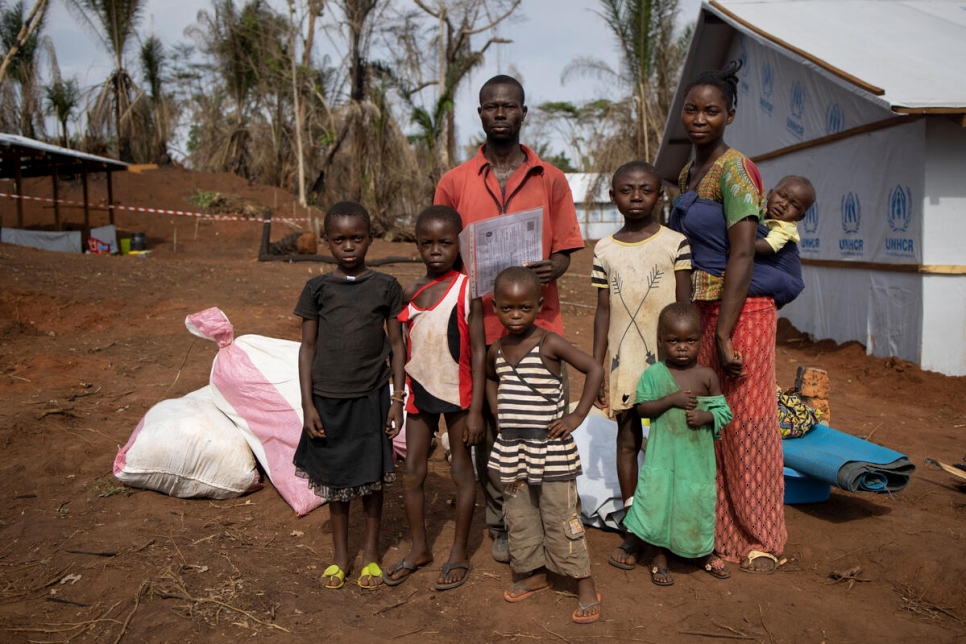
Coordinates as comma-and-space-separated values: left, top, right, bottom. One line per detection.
186, 308, 325, 516
113, 386, 261, 499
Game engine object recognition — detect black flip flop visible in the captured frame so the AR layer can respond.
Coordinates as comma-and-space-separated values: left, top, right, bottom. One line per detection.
650, 566, 674, 586
608, 541, 639, 571
383, 560, 429, 587
435, 561, 471, 591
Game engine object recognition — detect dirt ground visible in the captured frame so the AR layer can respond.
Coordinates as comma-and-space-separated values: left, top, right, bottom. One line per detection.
2, 166, 965, 643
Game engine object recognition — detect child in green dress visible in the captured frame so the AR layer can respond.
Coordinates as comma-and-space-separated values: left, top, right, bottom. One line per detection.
622, 302, 733, 586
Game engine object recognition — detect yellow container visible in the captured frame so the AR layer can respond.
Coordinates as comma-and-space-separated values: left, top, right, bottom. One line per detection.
120, 238, 131, 255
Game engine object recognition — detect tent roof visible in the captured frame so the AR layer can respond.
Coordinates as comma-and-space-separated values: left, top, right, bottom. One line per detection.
707, 0, 966, 111
0, 134, 128, 179
655, 0, 966, 180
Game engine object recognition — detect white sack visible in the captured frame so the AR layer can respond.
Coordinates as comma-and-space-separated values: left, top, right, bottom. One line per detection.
572, 408, 645, 532
186, 307, 325, 516
112, 387, 260, 499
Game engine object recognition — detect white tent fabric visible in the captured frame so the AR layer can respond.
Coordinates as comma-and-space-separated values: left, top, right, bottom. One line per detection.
708, 0, 966, 110
724, 30, 895, 157
1, 228, 81, 253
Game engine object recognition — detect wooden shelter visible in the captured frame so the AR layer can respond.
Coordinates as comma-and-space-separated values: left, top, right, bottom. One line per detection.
0, 133, 128, 235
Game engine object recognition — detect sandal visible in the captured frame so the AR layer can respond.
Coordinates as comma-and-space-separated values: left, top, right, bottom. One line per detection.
607, 540, 640, 571
572, 593, 602, 624
435, 561, 471, 591
704, 556, 732, 579
383, 559, 431, 587
320, 564, 346, 589
650, 566, 673, 586
357, 562, 383, 589
503, 582, 551, 603
740, 550, 782, 575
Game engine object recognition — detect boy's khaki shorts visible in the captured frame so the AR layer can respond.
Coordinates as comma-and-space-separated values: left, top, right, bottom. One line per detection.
503, 478, 591, 579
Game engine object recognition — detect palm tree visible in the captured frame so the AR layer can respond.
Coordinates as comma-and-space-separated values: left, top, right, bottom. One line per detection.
45, 76, 79, 147
564, 0, 687, 163
65, 0, 147, 162
186, 0, 288, 180
137, 34, 172, 163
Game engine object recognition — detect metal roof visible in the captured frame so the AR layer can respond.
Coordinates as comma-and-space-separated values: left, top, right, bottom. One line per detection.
0, 133, 128, 178
565, 173, 612, 204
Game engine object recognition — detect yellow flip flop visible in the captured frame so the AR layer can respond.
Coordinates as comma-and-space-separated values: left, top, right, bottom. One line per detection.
357, 562, 383, 589
321, 564, 346, 589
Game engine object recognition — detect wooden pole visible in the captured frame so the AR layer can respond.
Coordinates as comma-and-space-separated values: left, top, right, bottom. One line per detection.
82, 168, 90, 238
14, 151, 22, 227
51, 161, 60, 230
106, 169, 114, 225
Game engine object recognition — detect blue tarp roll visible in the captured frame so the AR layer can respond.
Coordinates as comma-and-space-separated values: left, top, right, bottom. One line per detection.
781, 424, 915, 493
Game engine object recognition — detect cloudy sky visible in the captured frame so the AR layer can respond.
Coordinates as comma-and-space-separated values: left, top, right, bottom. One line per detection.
45, 0, 703, 162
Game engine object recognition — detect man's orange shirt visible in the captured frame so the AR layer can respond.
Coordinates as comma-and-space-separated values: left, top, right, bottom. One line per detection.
435, 145, 585, 344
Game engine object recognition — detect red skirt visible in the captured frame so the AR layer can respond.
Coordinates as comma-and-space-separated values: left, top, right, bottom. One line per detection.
696, 297, 786, 563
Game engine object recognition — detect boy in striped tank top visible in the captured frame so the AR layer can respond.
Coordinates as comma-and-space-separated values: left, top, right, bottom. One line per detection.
486, 267, 604, 624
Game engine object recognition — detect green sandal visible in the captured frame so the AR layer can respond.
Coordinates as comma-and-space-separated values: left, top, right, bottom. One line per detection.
321, 564, 346, 589
357, 562, 383, 589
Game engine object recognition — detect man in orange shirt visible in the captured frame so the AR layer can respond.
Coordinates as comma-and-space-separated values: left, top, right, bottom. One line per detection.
435, 74, 585, 563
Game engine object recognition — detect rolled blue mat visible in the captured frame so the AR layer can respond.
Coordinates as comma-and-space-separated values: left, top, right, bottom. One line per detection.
781, 424, 915, 493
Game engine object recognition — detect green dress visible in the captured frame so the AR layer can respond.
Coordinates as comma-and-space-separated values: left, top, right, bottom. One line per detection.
623, 362, 732, 559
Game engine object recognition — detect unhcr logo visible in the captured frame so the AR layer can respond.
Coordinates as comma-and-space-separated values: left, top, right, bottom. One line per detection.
739, 47, 750, 95
785, 81, 805, 140
802, 204, 819, 234
885, 185, 915, 258
790, 82, 805, 119
839, 192, 863, 255
759, 62, 774, 116
841, 192, 861, 234
825, 103, 844, 135
800, 204, 820, 253
887, 184, 912, 233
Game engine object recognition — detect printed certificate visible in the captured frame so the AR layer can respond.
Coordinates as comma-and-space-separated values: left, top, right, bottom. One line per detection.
459, 207, 544, 298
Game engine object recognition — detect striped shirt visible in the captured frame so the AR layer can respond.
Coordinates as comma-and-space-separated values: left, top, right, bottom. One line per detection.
487, 336, 582, 484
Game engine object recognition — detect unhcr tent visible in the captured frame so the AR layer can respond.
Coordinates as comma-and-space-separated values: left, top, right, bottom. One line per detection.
656, 0, 966, 376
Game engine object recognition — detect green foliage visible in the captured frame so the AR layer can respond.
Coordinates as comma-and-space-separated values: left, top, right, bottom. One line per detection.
139, 34, 165, 103
93, 476, 127, 498
189, 190, 224, 210
544, 151, 577, 173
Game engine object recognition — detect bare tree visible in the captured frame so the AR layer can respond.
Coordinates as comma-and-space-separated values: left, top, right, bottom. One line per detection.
0, 0, 50, 138
0, 0, 46, 86
411, 0, 520, 167
286, 0, 307, 206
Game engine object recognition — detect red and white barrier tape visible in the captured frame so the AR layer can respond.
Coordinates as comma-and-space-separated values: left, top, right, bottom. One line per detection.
0, 191, 310, 224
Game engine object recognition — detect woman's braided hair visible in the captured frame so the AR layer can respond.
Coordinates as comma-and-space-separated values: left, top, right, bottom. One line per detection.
687, 59, 743, 110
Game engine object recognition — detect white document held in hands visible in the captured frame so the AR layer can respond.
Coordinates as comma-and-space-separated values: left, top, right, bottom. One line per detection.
459, 207, 544, 299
